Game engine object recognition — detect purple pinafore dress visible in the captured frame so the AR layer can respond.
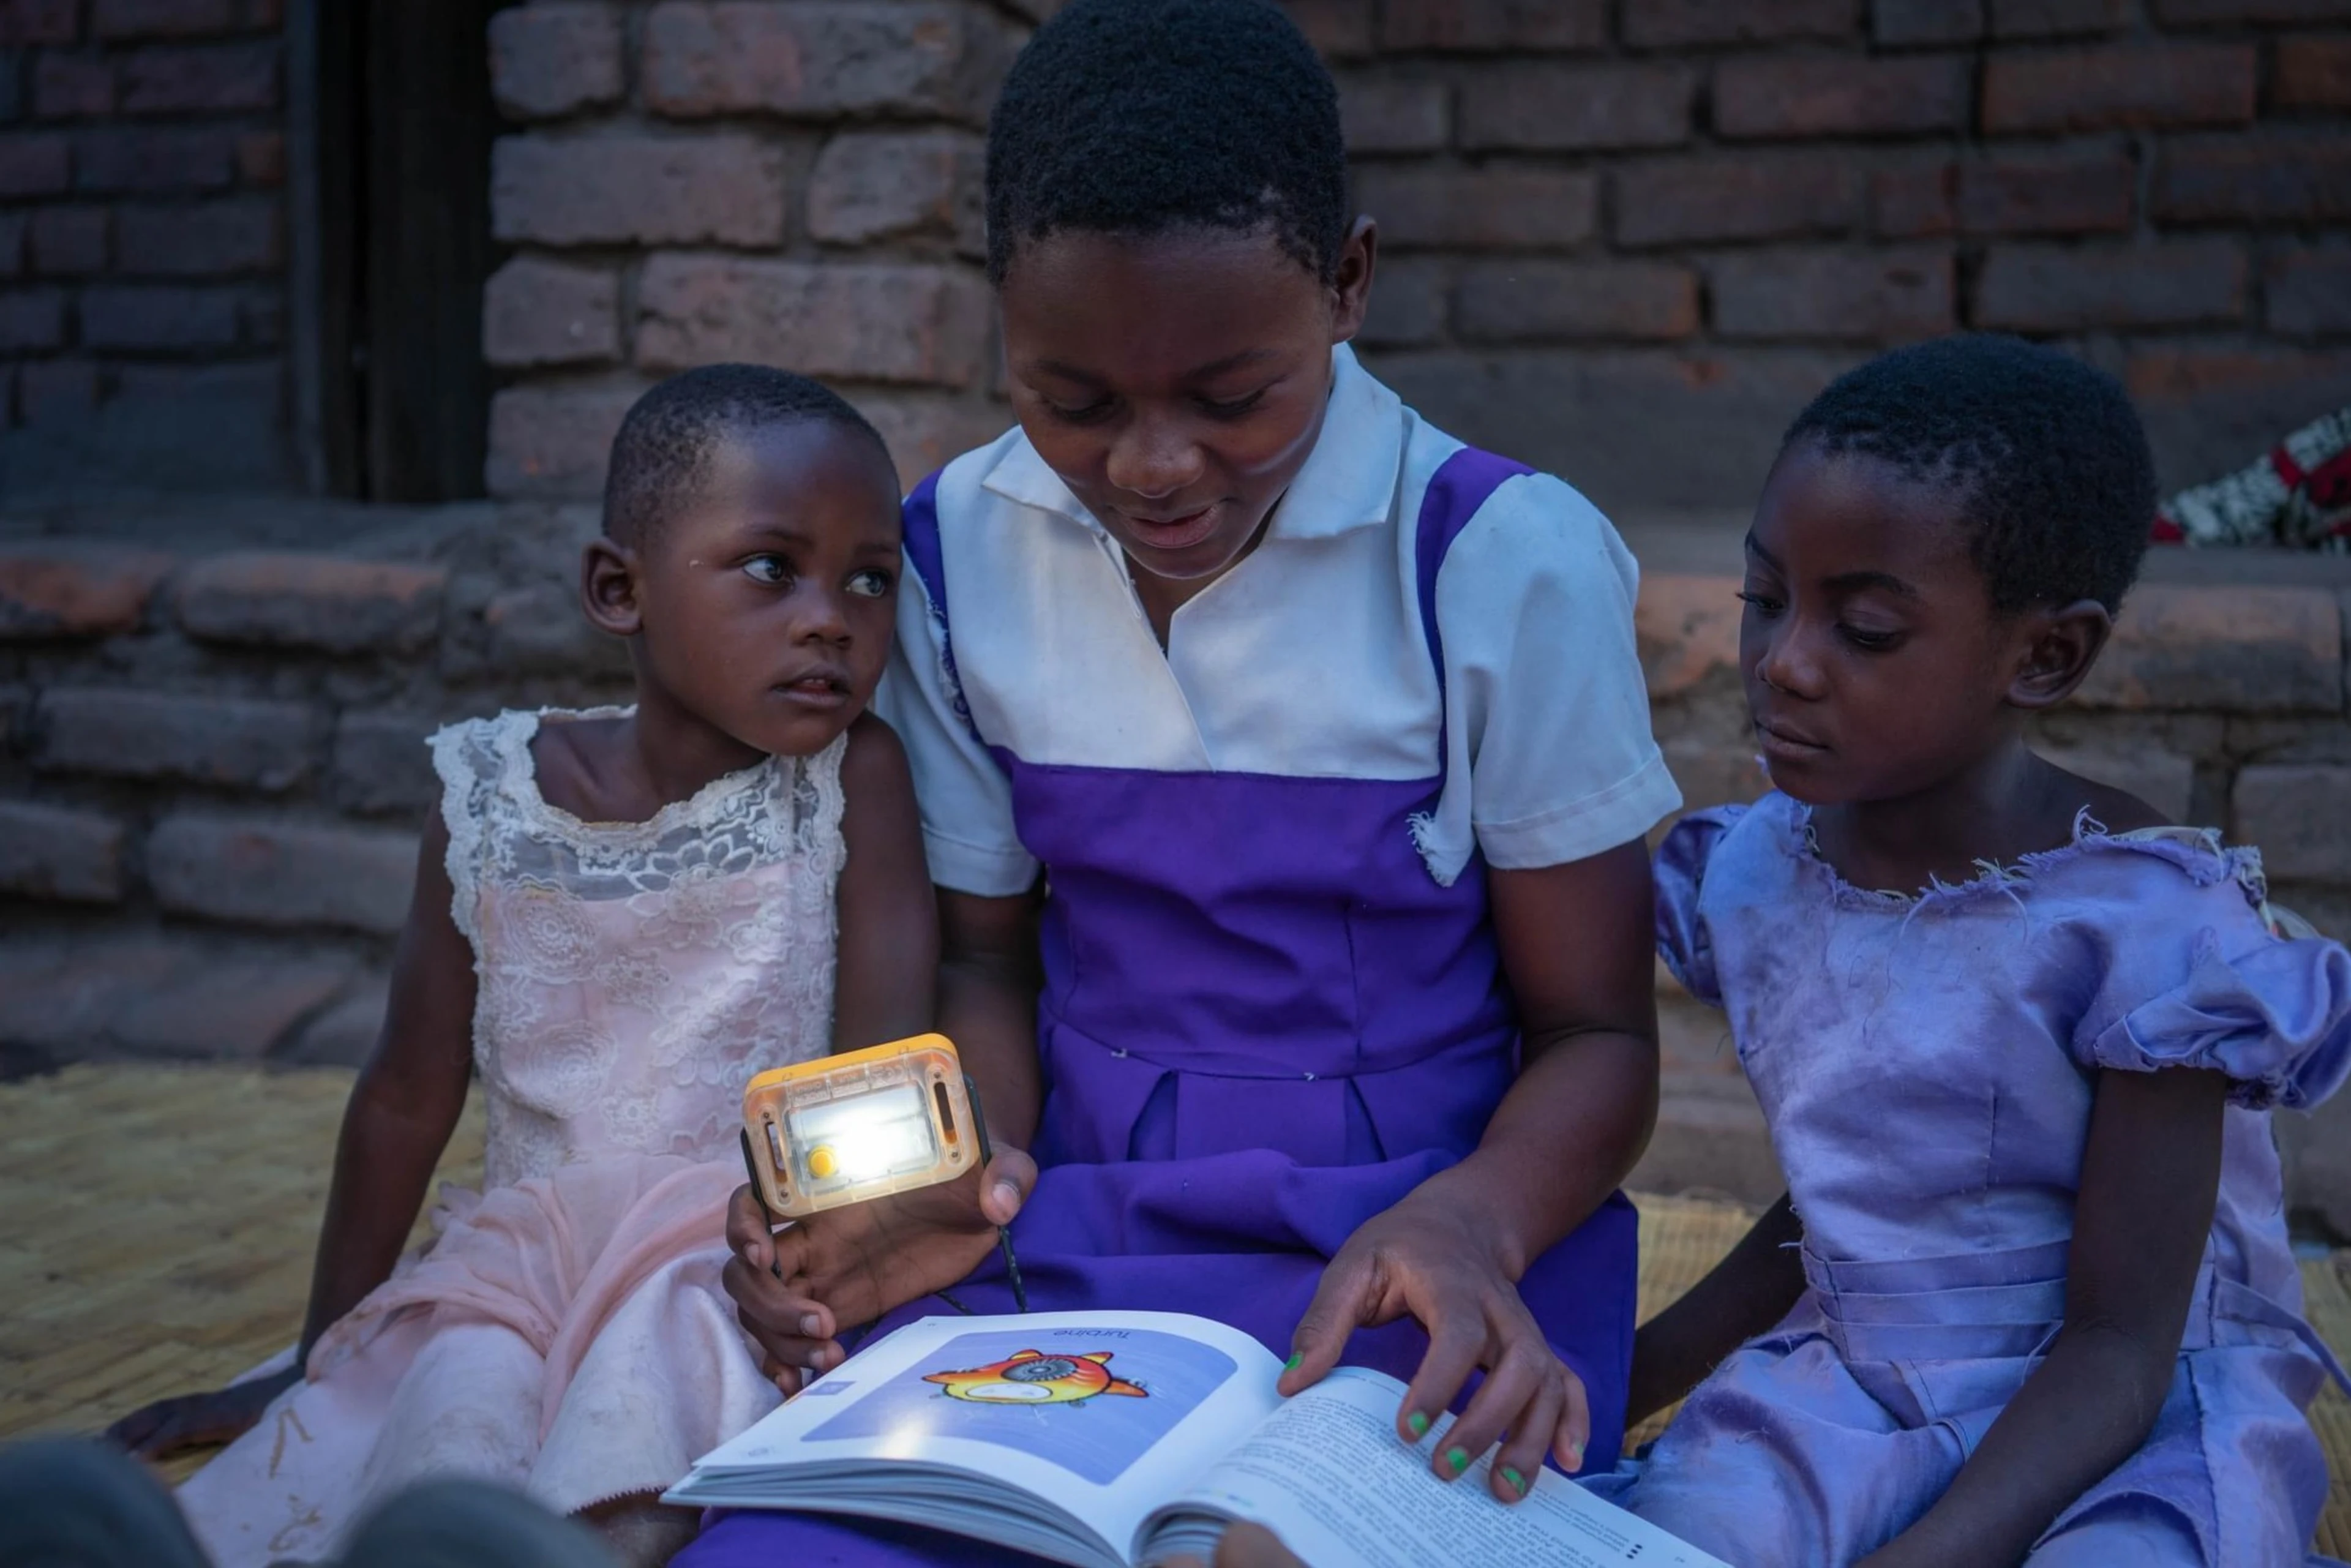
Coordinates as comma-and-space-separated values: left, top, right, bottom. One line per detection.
678, 449, 1641, 1568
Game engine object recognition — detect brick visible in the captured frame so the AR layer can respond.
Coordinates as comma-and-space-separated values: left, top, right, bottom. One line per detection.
1457, 63, 1693, 152
1631, 1083, 1783, 1209
0, 211, 18, 277
0, 937, 202, 1051
2281, 36, 2351, 109
2268, 247, 2351, 336
34, 687, 320, 789
1377, 0, 1607, 50
120, 40, 276, 113
1660, 738, 1768, 816
1638, 574, 1743, 697
0, 798, 122, 902
1991, 0, 2128, 33
481, 255, 618, 370
485, 382, 640, 500
0, 0, 78, 46
1717, 55, 1969, 140
1872, 0, 1982, 43
175, 552, 445, 655
0, 284, 62, 349
1613, 156, 1859, 248
1956, 153, 2134, 234
279, 976, 387, 1067
492, 133, 785, 248
0, 543, 168, 636
0, 130, 68, 194
148, 814, 418, 935
1361, 259, 1449, 348
806, 129, 984, 253
18, 356, 97, 423
1354, 165, 1597, 250
2076, 585, 2341, 713
114, 195, 277, 275
1281, 0, 1374, 58
233, 127, 279, 184
1457, 258, 1699, 343
642, 1, 1012, 122
114, 956, 358, 1060
1974, 242, 2244, 331
236, 280, 276, 343
80, 282, 237, 347
636, 255, 992, 389
29, 203, 104, 272
1870, 162, 1956, 239
76, 125, 231, 190
111, 361, 280, 441
858, 394, 1014, 493
489, 4, 622, 121
1622, 0, 1861, 47
1335, 75, 1450, 155
2154, 137, 2351, 225
1713, 246, 1954, 341
2126, 348, 2351, 495
2153, 0, 2351, 20
0, 51, 20, 122
93, 0, 276, 37
32, 49, 109, 116
2236, 765, 2351, 883
331, 711, 437, 815
1982, 44, 2255, 134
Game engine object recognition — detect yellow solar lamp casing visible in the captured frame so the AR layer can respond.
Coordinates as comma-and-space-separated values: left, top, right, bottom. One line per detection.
741, 1035, 978, 1220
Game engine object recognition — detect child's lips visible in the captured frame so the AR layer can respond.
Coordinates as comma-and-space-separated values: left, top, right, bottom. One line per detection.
1118, 504, 1221, 553
777, 672, 851, 710
1756, 718, 1828, 757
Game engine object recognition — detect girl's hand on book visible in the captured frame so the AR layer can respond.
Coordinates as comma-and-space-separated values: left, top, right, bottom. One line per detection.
721, 1150, 1037, 1389
1168, 1522, 1308, 1568
1278, 1190, 1587, 1502
104, 1365, 303, 1459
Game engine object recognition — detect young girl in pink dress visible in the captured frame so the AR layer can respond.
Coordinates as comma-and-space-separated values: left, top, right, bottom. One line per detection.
108, 366, 939, 1566
1589, 336, 2351, 1565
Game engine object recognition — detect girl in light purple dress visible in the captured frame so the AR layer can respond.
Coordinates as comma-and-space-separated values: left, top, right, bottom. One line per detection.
1589, 336, 2351, 1566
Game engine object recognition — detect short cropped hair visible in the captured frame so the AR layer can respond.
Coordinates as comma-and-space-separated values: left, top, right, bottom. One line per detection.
602, 364, 891, 547
983, 0, 1348, 284
1783, 335, 2158, 613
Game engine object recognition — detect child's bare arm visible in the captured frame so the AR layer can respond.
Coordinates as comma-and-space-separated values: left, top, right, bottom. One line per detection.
1862, 1067, 2227, 1568
1284, 838, 1662, 1496
1626, 1193, 1807, 1424
831, 715, 938, 1052
109, 817, 478, 1457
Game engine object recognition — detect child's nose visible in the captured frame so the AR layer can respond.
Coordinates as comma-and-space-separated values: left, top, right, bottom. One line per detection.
793, 585, 852, 643
1757, 623, 1827, 699
1104, 412, 1205, 501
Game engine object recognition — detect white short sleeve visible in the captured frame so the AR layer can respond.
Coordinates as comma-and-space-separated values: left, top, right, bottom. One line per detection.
1427, 472, 1681, 876
874, 569, 1039, 899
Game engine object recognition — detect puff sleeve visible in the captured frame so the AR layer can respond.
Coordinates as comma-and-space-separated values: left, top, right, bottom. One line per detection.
1654, 805, 1745, 1010
2072, 874, 2351, 1111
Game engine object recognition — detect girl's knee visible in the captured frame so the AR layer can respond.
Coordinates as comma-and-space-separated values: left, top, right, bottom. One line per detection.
2026, 1501, 2207, 1568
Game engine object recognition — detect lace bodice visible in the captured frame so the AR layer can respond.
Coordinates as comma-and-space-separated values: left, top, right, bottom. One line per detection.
432, 708, 846, 1191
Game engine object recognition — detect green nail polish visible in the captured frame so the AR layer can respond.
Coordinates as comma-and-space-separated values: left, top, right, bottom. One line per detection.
1283, 1352, 1301, 1371
1566, 1441, 1585, 1472
1406, 1411, 1430, 1438
1445, 1447, 1469, 1475
1501, 1466, 1527, 1496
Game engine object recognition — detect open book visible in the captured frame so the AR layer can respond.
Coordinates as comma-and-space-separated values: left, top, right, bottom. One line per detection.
665, 1310, 1723, 1568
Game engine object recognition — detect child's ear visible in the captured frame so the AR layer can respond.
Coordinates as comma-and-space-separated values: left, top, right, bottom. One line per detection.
580, 538, 645, 639
1328, 216, 1377, 345
2006, 598, 2113, 710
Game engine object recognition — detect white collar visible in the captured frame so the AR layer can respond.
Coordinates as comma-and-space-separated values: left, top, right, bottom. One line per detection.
978, 343, 1405, 542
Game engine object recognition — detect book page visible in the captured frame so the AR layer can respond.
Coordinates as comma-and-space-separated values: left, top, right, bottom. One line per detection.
1138, 1368, 1728, 1568
668, 1311, 1285, 1567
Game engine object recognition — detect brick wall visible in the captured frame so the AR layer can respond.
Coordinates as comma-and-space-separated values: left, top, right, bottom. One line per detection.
483, 0, 2351, 520
0, 0, 290, 496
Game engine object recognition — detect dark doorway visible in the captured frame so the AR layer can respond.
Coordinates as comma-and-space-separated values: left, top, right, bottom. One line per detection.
293, 0, 511, 501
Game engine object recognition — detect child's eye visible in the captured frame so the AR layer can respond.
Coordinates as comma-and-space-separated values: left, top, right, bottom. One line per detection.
1840, 624, 1903, 652
1042, 397, 1115, 426
1736, 590, 1783, 617
846, 568, 894, 600
743, 555, 792, 586
1198, 389, 1267, 419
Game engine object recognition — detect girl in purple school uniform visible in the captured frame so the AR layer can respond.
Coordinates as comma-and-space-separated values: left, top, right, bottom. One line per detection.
689, 1, 1680, 1561
1588, 337, 2351, 1566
